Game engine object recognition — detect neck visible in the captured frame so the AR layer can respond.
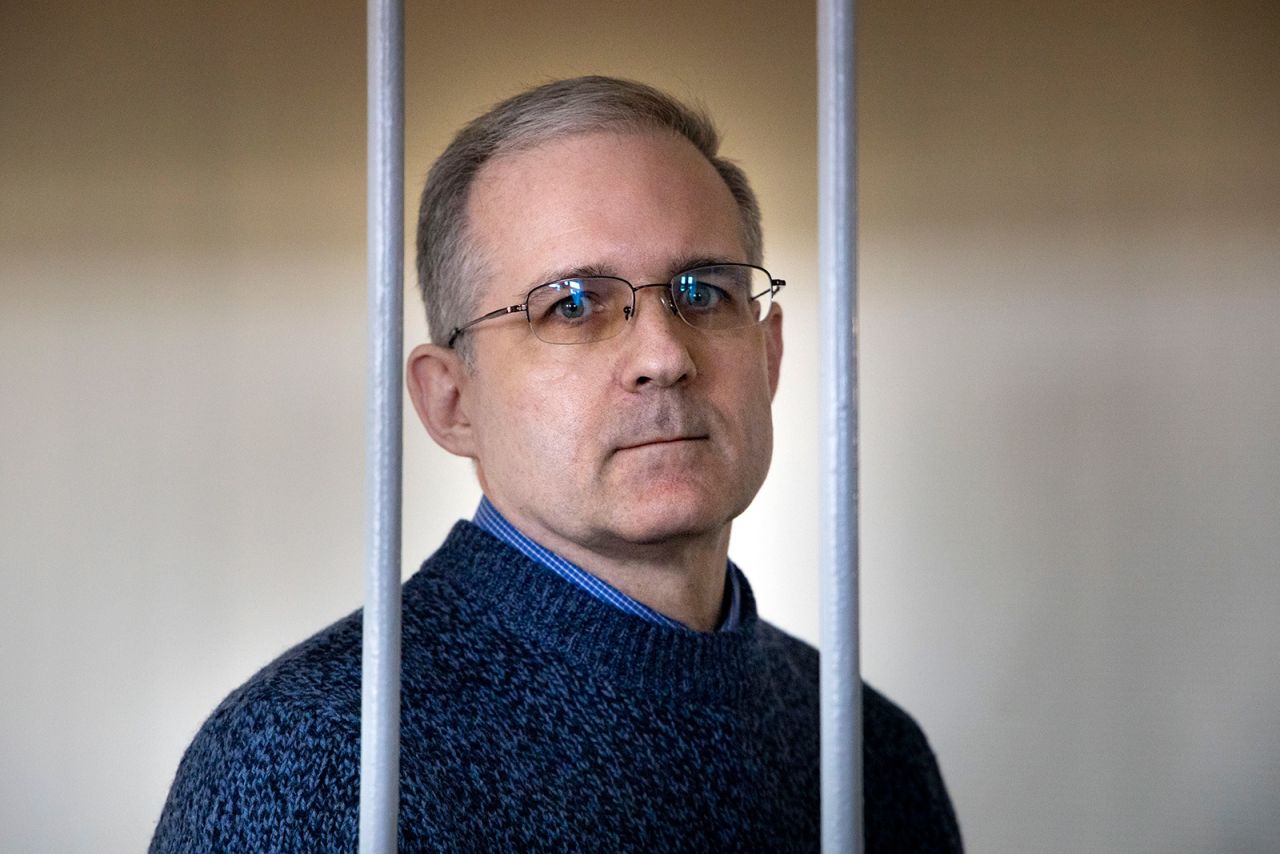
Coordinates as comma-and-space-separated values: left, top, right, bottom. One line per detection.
488, 497, 732, 632
573, 532, 731, 633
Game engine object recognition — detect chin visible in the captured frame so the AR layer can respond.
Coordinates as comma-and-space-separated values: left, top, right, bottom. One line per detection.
608, 483, 746, 546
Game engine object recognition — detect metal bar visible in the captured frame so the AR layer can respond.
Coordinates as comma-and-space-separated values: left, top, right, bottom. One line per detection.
818, 0, 862, 850
359, 0, 404, 851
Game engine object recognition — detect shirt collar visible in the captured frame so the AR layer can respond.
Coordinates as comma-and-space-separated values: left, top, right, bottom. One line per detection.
473, 496, 741, 632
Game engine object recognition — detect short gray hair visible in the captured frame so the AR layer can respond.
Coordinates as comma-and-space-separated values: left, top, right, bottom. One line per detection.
414, 75, 763, 355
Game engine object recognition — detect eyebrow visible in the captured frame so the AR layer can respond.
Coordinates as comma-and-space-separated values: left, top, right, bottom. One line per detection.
529, 255, 745, 290
529, 263, 617, 289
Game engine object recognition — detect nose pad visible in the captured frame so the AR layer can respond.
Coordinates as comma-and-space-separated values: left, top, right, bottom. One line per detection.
661, 290, 680, 316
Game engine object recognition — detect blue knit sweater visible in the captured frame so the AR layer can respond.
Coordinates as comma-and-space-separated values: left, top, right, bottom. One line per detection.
152, 522, 961, 852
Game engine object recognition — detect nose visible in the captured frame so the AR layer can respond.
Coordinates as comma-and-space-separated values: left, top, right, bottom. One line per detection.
619, 284, 697, 390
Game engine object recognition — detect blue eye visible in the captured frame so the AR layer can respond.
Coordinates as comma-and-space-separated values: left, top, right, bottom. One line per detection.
536, 281, 598, 324
554, 292, 589, 319
528, 277, 632, 344
676, 276, 728, 312
538, 281, 615, 327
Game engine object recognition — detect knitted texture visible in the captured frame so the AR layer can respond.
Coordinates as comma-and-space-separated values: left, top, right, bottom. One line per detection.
152, 522, 962, 852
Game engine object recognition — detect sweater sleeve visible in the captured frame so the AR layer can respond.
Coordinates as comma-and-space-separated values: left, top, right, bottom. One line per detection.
149, 691, 360, 854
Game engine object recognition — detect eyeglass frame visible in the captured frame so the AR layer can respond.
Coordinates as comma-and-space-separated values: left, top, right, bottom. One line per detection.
445, 262, 786, 348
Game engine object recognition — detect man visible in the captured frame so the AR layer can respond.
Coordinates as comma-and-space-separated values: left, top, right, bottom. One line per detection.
152, 76, 961, 852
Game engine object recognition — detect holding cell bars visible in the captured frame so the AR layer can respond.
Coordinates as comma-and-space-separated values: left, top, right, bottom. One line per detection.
360, 1, 403, 852
818, 0, 863, 850
345, 3, 964, 852
354, 1, 864, 850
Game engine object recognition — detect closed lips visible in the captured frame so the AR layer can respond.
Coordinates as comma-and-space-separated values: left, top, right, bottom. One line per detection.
617, 435, 708, 450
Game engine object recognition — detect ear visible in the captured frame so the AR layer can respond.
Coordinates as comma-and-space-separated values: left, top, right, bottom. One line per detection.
406, 343, 478, 459
764, 303, 784, 400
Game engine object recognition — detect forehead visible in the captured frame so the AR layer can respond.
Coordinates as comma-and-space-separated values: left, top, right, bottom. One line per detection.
465, 130, 746, 295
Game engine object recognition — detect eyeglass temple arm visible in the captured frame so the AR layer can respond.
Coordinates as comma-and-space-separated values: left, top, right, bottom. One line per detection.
754, 279, 786, 298
447, 304, 528, 348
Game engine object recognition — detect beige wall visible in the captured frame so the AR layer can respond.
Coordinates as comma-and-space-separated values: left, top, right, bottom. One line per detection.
2, 1, 1277, 851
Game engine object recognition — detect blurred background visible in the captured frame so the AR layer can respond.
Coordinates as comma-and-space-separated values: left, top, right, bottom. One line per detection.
2, 0, 1277, 851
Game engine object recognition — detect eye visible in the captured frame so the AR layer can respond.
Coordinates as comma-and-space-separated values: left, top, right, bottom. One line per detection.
529, 277, 630, 344
675, 275, 730, 312
553, 293, 590, 320
535, 280, 605, 325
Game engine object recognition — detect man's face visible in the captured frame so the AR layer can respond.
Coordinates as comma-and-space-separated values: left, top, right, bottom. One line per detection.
457, 129, 782, 555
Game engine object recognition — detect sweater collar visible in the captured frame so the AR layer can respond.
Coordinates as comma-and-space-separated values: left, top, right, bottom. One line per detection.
413, 521, 766, 703
471, 496, 743, 632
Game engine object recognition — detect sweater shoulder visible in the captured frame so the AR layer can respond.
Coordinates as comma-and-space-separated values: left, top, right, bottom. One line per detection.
150, 614, 367, 852
862, 682, 932, 759
151, 558, 474, 853
861, 683, 965, 851
170, 556, 470, 759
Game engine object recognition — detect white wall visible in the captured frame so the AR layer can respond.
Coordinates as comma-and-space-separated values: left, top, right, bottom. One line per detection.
1, 1, 1277, 852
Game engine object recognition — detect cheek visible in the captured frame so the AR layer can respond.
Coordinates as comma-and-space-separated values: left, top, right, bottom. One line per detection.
740, 384, 776, 469
707, 344, 776, 445
475, 368, 604, 483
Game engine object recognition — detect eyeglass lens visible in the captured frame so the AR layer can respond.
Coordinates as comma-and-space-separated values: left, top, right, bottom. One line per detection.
526, 265, 774, 345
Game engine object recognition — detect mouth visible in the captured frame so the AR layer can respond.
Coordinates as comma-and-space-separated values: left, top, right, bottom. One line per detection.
615, 435, 709, 452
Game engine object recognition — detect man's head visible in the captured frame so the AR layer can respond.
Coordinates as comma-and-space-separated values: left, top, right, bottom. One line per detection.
416, 76, 764, 359
407, 76, 782, 562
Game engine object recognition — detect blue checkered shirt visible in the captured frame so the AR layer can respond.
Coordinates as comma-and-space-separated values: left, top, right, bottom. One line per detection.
473, 496, 742, 632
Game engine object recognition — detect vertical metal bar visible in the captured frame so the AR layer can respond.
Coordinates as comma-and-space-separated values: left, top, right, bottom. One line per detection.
360, 0, 403, 851
818, 0, 862, 851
